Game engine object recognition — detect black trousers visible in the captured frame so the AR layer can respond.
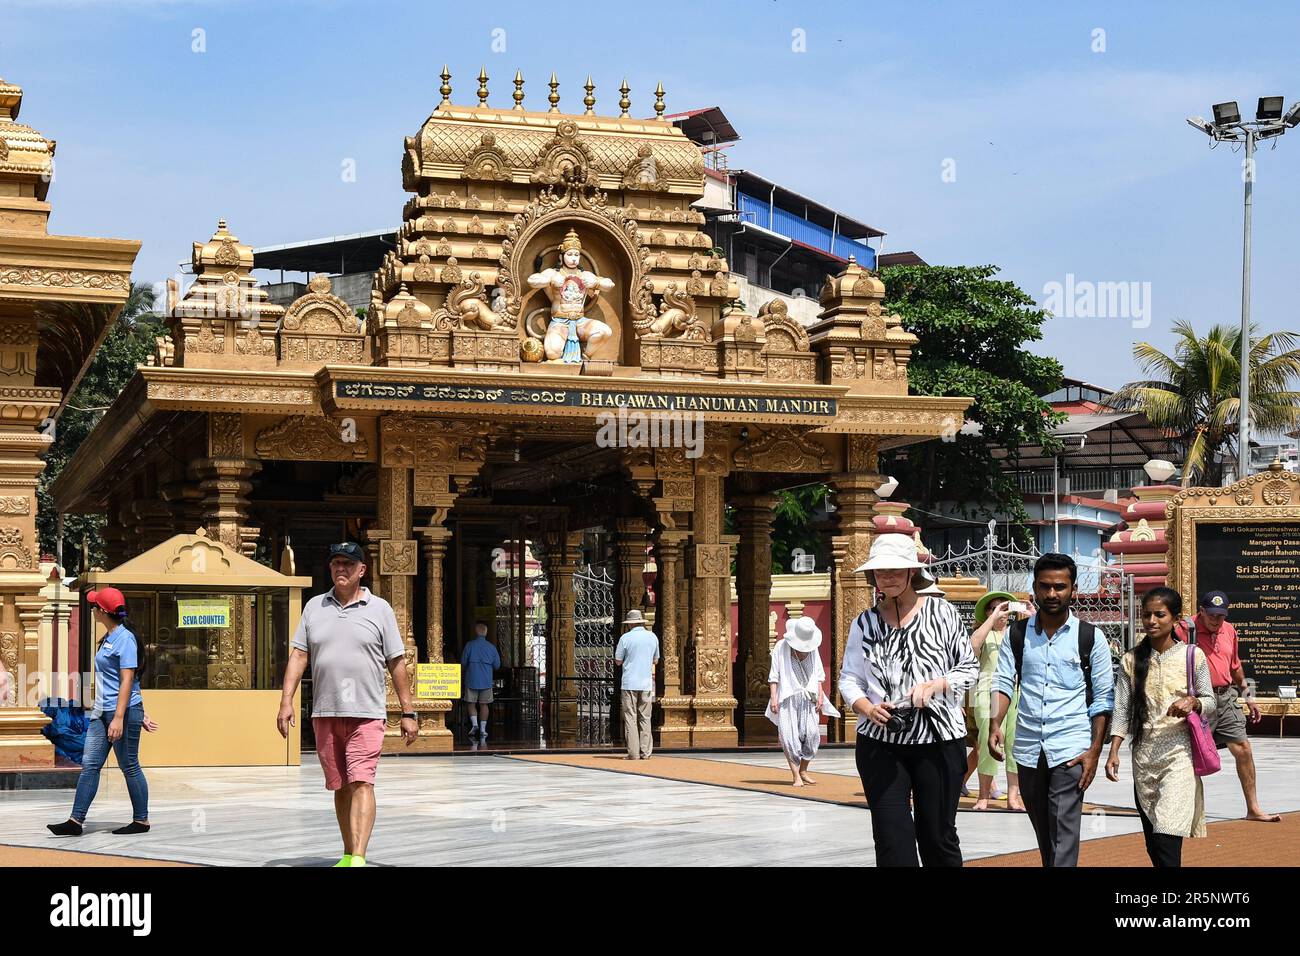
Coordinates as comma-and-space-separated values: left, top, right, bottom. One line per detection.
1135, 788, 1183, 867
854, 733, 965, 867
1017, 749, 1085, 867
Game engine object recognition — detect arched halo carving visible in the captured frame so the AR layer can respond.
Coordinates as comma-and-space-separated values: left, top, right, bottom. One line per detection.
529, 120, 598, 187
461, 131, 512, 182
496, 181, 656, 332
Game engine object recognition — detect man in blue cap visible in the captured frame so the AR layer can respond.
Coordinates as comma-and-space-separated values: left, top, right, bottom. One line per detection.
1177, 591, 1280, 823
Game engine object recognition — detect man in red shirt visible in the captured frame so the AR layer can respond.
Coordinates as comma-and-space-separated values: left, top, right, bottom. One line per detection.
1178, 591, 1280, 823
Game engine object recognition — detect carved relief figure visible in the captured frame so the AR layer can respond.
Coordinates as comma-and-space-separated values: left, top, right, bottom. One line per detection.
525, 229, 614, 362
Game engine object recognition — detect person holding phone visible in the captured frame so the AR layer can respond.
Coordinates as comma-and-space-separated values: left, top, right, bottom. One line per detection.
1106, 587, 1216, 867
967, 591, 1027, 811
47, 587, 151, 837
839, 533, 979, 867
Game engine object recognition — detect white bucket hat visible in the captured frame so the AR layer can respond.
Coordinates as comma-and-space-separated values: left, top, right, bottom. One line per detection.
783, 616, 822, 653
855, 533, 933, 589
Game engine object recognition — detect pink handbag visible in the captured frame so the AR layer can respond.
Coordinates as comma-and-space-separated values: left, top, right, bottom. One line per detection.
1184, 640, 1221, 777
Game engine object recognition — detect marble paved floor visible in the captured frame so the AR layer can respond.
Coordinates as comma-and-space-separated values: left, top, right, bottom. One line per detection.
1, 740, 1294, 866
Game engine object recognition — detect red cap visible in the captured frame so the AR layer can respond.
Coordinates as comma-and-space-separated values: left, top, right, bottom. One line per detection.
86, 587, 127, 616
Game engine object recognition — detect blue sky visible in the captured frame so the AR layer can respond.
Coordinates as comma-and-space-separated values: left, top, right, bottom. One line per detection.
5, 0, 1298, 386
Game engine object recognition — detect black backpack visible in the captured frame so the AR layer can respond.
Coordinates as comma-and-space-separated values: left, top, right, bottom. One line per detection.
1009, 617, 1102, 709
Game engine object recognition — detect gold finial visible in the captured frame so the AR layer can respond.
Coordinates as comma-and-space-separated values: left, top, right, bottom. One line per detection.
512, 69, 525, 110
548, 72, 560, 112
560, 228, 582, 253
654, 81, 666, 120
619, 78, 631, 117
583, 75, 596, 115
476, 66, 489, 107
438, 65, 452, 109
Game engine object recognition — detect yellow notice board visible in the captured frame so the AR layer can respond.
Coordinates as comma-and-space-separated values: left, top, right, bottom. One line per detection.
415, 663, 461, 699
176, 599, 231, 629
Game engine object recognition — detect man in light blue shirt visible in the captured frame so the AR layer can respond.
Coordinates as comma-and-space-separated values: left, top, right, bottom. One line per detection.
614, 610, 659, 760
461, 621, 501, 740
989, 553, 1114, 867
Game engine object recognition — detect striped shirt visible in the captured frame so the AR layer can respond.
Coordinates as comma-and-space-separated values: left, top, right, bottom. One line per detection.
838, 597, 979, 744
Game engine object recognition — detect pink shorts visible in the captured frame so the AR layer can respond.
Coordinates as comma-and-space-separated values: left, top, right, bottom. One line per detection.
313, 717, 385, 791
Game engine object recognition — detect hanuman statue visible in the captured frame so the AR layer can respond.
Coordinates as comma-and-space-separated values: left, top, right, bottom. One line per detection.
526, 229, 614, 362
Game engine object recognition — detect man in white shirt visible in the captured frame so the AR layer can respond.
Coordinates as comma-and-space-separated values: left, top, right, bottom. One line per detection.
614, 610, 659, 760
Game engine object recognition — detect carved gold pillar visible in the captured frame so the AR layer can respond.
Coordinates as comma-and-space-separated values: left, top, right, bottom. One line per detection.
614, 517, 649, 638
373, 463, 428, 752
0, 345, 57, 762
654, 530, 690, 746
415, 525, 453, 751
687, 434, 737, 746
828, 436, 882, 741
735, 494, 777, 742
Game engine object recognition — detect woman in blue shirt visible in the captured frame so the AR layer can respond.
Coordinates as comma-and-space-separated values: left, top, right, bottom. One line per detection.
47, 587, 151, 836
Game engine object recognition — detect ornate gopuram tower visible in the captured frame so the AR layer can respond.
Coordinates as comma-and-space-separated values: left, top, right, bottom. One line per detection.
0, 76, 139, 766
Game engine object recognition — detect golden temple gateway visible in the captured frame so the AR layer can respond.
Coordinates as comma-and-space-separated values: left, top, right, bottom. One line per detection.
5, 69, 972, 761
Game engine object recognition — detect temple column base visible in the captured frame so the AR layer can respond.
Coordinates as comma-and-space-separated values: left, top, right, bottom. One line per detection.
0, 710, 55, 768
383, 700, 453, 753
657, 695, 693, 747
690, 695, 739, 748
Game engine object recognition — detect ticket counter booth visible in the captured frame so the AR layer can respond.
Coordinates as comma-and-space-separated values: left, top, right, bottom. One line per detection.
79, 529, 313, 766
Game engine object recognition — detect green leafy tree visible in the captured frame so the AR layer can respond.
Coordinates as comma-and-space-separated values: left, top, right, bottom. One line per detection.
879, 264, 1064, 526
36, 282, 163, 573
1105, 320, 1300, 487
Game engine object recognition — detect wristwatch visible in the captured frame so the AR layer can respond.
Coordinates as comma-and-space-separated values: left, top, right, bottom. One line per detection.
400, 712, 417, 720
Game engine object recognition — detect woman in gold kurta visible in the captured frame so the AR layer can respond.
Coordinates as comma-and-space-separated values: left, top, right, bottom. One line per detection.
1107, 587, 1215, 867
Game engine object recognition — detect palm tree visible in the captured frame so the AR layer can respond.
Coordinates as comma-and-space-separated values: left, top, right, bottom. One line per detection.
1105, 319, 1300, 487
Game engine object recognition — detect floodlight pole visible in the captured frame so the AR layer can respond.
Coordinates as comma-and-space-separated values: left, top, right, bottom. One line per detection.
1238, 129, 1254, 481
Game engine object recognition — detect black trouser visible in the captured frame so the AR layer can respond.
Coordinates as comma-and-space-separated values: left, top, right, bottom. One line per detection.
1135, 788, 1183, 868
854, 733, 965, 867
1017, 749, 1085, 867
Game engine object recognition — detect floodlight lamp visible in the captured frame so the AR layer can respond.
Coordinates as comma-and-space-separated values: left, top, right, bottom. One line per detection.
1212, 101, 1241, 125
1258, 126, 1286, 140
1143, 459, 1177, 483
1284, 103, 1300, 128
1186, 116, 1214, 136
1257, 96, 1285, 121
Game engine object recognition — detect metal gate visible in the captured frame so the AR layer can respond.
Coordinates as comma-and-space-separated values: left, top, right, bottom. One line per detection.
573, 563, 616, 745
926, 522, 1137, 651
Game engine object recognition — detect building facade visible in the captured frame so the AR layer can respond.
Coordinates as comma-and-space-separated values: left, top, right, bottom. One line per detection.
52, 70, 970, 753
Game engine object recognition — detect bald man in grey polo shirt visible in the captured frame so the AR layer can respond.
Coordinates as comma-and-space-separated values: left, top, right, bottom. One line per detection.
278, 541, 417, 867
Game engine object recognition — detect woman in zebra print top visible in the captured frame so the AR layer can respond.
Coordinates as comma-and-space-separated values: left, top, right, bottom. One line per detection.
839, 533, 979, 866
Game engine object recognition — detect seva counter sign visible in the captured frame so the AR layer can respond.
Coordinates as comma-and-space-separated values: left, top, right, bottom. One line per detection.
177, 599, 230, 629
415, 663, 460, 699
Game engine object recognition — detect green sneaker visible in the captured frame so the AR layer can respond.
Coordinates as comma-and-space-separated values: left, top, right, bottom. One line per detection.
332, 854, 353, 867
348, 855, 367, 867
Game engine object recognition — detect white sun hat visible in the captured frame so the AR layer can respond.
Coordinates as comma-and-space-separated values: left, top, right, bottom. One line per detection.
783, 616, 822, 653
855, 533, 934, 588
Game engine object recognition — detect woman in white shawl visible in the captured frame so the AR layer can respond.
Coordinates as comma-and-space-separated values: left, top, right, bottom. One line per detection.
768, 617, 841, 787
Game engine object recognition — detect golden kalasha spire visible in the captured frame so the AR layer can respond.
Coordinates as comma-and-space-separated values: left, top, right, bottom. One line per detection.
559, 228, 582, 254
547, 72, 560, 112
512, 70, 525, 110
583, 75, 595, 115
618, 78, 631, 117
654, 81, 666, 120
438, 65, 452, 109
476, 66, 489, 107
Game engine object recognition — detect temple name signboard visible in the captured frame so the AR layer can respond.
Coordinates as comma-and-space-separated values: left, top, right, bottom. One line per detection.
1195, 522, 1300, 694
334, 379, 837, 417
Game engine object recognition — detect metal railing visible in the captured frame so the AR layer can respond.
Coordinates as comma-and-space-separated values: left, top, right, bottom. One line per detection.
1012, 466, 1150, 495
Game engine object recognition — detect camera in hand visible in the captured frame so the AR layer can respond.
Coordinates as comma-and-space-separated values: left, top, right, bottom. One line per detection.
884, 696, 916, 734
